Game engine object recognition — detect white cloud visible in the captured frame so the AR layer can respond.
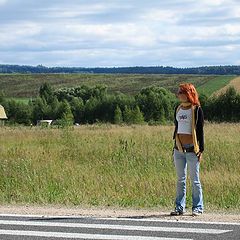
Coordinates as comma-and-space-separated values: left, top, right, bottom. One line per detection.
199, 0, 230, 6
140, 9, 179, 23
0, 0, 239, 67
0, 0, 7, 5
0, 22, 42, 49
46, 3, 112, 18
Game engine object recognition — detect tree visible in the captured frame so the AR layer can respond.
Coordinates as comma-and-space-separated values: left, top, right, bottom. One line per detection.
123, 105, 132, 124
3, 100, 31, 125
49, 96, 60, 119
58, 100, 74, 125
114, 105, 123, 124
131, 105, 145, 124
70, 97, 84, 123
31, 97, 48, 123
55, 84, 108, 103
39, 82, 54, 104
84, 96, 99, 123
204, 86, 240, 122
135, 85, 175, 123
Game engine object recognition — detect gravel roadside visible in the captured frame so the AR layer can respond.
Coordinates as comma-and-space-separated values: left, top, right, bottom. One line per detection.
0, 204, 239, 223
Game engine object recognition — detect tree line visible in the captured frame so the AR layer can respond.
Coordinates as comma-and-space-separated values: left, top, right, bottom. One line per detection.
0, 64, 240, 75
0, 83, 240, 126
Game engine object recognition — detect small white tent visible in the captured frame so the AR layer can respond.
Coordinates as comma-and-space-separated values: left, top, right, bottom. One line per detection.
0, 105, 7, 119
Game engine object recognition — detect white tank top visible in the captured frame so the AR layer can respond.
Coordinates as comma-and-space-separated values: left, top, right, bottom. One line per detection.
176, 107, 192, 134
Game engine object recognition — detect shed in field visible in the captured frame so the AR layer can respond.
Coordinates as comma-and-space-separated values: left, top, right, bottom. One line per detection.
0, 105, 7, 126
37, 120, 53, 127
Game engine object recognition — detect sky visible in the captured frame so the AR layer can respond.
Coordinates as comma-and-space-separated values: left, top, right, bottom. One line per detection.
0, 0, 240, 67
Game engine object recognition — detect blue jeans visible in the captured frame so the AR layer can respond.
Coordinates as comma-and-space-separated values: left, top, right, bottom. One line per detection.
173, 143, 204, 212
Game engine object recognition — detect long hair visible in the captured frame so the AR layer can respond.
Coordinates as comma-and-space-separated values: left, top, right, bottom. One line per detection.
179, 83, 200, 106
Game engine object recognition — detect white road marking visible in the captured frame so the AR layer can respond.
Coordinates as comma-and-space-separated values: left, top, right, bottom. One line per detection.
0, 230, 192, 240
96, 216, 240, 226
0, 213, 239, 226
0, 220, 232, 234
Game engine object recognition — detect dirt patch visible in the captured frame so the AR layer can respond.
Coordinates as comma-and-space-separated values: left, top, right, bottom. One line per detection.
212, 76, 240, 97
0, 204, 239, 223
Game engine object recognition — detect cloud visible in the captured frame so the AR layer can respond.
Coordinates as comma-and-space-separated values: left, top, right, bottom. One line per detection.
0, 0, 7, 5
0, 0, 239, 67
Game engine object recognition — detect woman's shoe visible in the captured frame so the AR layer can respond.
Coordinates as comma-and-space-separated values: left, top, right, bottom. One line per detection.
170, 208, 184, 216
192, 209, 203, 216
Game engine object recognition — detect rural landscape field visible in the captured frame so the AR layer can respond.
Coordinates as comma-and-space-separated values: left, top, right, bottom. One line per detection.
0, 73, 237, 100
1, 0, 240, 238
0, 73, 240, 211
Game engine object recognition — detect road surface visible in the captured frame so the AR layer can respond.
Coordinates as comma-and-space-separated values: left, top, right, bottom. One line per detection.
0, 213, 239, 239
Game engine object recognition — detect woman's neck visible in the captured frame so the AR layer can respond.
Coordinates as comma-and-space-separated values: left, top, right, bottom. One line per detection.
180, 101, 192, 109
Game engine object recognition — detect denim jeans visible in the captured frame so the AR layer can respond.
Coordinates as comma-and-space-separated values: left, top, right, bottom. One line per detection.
173, 143, 204, 212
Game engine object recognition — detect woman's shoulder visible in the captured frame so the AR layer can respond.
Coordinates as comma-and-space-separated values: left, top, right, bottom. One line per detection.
195, 105, 204, 121
174, 104, 181, 110
196, 105, 204, 113
174, 104, 181, 115
194, 104, 203, 111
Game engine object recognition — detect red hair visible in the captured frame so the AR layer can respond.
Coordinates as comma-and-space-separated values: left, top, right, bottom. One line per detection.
179, 83, 200, 106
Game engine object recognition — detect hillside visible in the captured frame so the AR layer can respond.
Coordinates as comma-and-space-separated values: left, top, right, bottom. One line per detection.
0, 74, 237, 99
211, 76, 240, 97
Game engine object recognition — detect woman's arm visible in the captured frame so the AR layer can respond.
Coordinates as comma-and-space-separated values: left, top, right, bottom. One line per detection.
173, 105, 178, 140
196, 106, 204, 152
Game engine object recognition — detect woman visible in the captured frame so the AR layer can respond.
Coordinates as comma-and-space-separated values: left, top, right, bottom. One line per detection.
170, 83, 204, 216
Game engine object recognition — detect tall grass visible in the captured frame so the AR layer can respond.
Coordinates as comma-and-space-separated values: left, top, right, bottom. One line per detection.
0, 123, 239, 210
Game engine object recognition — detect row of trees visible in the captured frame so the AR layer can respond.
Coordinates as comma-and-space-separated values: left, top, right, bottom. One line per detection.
0, 83, 240, 126
0, 64, 240, 75
0, 83, 177, 125
203, 87, 240, 122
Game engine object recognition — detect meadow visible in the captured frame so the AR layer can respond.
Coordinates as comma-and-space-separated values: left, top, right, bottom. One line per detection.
0, 122, 239, 211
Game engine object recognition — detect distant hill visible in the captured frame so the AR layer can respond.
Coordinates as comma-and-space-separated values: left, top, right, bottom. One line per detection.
0, 64, 240, 75
0, 73, 236, 98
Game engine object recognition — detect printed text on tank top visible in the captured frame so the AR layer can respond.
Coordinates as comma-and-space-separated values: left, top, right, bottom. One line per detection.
176, 107, 192, 134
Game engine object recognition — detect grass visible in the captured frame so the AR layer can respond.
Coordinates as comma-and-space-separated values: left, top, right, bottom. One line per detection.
5, 97, 31, 104
0, 73, 236, 98
0, 123, 239, 211
197, 75, 236, 96
212, 76, 240, 97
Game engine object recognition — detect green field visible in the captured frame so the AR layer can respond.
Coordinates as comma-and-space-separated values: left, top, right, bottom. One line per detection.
0, 73, 236, 99
197, 75, 236, 96
0, 123, 239, 210
5, 97, 30, 104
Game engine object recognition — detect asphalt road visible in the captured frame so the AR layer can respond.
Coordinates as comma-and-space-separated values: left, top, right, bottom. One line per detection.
0, 213, 239, 239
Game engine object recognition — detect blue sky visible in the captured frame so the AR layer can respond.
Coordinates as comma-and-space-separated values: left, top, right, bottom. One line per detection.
0, 0, 239, 67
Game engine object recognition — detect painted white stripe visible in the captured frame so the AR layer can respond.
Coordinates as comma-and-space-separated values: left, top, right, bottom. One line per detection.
0, 220, 231, 234
0, 230, 191, 240
96, 216, 240, 226
0, 213, 239, 226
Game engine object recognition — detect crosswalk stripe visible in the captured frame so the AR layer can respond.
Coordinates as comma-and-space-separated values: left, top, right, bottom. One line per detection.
0, 214, 239, 226
0, 220, 231, 234
0, 230, 192, 240
97, 217, 240, 226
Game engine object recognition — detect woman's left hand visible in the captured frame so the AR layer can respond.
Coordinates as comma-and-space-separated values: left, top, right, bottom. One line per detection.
196, 151, 203, 162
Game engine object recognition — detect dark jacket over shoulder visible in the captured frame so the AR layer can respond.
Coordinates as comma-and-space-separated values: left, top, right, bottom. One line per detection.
172, 105, 204, 152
